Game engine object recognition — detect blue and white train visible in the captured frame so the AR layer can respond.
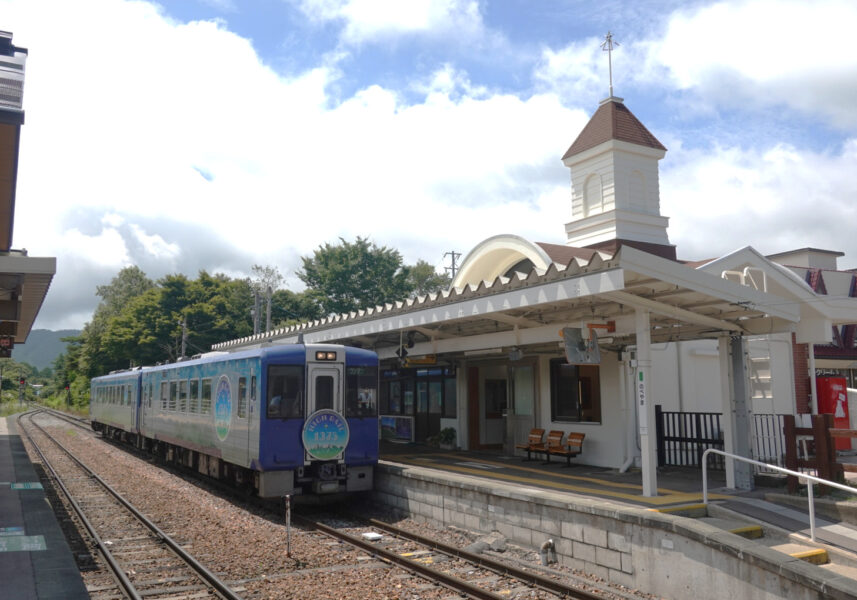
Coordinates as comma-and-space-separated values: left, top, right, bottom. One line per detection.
89, 344, 379, 498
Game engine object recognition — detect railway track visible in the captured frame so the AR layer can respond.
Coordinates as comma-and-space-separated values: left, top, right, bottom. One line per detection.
300, 513, 637, 600
34, 407, 655, 598
18, 410, 244, 600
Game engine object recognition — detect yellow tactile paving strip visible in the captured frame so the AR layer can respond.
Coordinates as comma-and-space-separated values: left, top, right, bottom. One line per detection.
384, 452, 730, 506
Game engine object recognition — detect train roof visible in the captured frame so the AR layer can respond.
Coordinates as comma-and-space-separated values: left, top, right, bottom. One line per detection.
91, 344, 377, 382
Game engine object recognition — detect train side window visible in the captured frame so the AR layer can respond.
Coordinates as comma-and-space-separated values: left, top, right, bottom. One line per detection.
169, 382, 178, 411
160, 382, 169, 410
267, 365, 303, 419
346, 366, 378, 418
238, 377, 248, 419
179, 380, 189, 412
126, 384, 132, 406
201, 378, 212, 414
190, 379, 199, 413
251, 375, 257, 414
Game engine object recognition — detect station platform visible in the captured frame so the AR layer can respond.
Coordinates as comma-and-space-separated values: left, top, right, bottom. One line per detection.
379, 440, 857, 555
0, 416, 89, 600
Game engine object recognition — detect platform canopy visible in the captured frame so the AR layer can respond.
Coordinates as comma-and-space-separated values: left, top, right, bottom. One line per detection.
212, 244, 819, 359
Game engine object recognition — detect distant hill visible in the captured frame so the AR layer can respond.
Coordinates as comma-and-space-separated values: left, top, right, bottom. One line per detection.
13, 329, 80, 371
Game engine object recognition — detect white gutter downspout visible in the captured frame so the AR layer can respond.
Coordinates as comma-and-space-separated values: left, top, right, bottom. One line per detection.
809, 348, 818, 415
619, 351, 636, 473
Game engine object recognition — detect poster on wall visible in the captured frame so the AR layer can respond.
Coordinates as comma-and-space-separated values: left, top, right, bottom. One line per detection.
380, 415, 414, 442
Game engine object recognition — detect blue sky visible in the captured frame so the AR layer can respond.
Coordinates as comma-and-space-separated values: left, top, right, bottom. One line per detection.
3, 0, 857, 330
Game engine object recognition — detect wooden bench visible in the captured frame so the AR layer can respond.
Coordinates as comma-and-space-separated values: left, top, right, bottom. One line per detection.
515, 428, 545, 461
548, 432, 585, 466
541, 430, 566, 464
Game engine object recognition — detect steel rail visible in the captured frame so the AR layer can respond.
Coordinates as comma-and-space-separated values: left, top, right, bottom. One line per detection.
296, 515, 507, 600
22, 410, 244, 600
366, 518, 606, 600
18, 411, 143, 600
300, 515, 607, 600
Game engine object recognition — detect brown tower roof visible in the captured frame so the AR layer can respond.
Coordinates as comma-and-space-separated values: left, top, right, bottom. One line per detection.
562, 98, 666, 160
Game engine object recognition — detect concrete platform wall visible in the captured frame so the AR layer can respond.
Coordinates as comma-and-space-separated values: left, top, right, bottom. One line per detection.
372, 462, 857, 600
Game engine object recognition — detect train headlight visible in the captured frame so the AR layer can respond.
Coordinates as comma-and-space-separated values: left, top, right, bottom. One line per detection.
315, 351, 337, 361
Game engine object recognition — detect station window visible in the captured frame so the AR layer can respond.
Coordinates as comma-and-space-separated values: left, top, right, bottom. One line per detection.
267, 365, 303, 419
201, 378, 212, 414
443, 378, 457, 418
238, 377, 248, 419
549, 359, 601, 423
484, 379, 507, 419
346, 366, 378, 418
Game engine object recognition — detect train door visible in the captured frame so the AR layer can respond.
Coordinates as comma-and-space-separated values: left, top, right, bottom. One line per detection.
307, 362, 343, 415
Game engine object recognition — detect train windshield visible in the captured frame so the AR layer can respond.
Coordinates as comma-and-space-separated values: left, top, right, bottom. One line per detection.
267, 365, 304, 419
345, 366, 378, 418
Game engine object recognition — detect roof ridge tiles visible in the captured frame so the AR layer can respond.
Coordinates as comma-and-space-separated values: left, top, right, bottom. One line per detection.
562, 98, 666, 160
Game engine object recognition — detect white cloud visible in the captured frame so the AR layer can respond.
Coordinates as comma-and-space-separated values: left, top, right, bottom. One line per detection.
297, 0, 484, 44
662, 138, 857, 263
639, 0, 857, 129
533, 37, 612, 106
2, 0, 582, 329
130, 225, 181, 261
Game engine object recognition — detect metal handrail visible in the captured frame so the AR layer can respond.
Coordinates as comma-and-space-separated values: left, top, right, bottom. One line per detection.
702, 448, 857, 542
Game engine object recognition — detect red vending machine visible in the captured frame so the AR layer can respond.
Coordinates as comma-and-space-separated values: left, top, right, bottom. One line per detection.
816, 376, 851, 451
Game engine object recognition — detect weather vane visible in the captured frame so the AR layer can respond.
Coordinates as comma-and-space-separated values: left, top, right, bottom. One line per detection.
600, 31, 619, 97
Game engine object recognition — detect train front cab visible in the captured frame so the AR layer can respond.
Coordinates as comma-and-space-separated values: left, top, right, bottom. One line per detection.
256, 345, 378, 498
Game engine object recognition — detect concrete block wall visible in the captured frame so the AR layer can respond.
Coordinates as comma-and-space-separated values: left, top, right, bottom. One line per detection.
372, 462, 857, 600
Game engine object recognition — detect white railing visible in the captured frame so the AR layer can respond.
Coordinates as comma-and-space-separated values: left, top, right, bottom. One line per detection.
702, 448, 857, 542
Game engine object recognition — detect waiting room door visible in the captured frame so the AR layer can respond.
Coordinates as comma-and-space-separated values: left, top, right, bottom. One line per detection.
505, 364, 536, 454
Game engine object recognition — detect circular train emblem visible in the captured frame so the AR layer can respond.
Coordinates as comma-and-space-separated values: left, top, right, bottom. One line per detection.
302, 409, 350, 461
214, 375, 232, 441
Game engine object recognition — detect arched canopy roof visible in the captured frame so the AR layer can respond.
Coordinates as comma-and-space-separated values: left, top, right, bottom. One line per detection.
451, 234, 553, 289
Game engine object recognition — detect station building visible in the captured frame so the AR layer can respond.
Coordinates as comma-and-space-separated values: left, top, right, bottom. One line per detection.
0, 31, 55, 354
214, 94, 857, 496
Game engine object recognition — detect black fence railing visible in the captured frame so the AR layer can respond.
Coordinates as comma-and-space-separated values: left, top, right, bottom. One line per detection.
655, 405, 724, 469
654, 407, 789, 474
751, 413, 788, 474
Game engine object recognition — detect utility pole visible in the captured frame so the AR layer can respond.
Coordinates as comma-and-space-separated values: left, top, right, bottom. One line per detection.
179, 318, 188, 359
252, 291, 261, 335
444, 250, 461, 280
265, 286, 272, 333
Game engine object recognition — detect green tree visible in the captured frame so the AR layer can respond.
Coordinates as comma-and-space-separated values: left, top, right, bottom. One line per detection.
406, 259, 451, 297
102, 271, 255, 365
95, 266, 155, 320
270, 289, 324, 326
297, 237, 412, 315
